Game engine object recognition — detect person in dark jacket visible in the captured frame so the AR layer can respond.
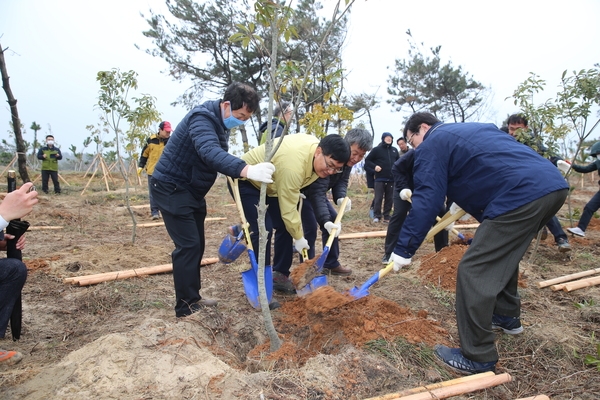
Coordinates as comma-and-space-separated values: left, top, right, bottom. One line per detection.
259, 101, 294, 144
138, 121, 172, 220
565, 141, 600, 238
365, 132, 399, 222
151, 82, 276, 318
36, 135, 63, 194
380, 149, 448, 264
300, 128, 373, 277
392, 112, 569, 375
506, 113, 571, 253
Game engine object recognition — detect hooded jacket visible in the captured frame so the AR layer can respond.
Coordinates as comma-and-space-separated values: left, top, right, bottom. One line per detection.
152, 100, 247, 201
138, 134, 169, 175
365, 134, 399, 182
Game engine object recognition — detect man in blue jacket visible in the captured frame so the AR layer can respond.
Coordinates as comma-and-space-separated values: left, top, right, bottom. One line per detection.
151, 82, 275, 318
365, 132, 399, 223
392, 112, 569, 375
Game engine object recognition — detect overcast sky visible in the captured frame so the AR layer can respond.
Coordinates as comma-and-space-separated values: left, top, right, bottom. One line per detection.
1, 0, 599, 153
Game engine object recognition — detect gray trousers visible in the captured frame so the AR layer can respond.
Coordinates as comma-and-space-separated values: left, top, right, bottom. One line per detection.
456, 189, 568, 362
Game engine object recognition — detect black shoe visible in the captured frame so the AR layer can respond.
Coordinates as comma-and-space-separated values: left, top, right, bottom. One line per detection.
269, 300, 281, 310
272, 271, 296, 294
434, 345, 496, 375
382, 254, 391, 264
540, 227, 548, 240
176, 298, 218, 317
491, 313, 523, 334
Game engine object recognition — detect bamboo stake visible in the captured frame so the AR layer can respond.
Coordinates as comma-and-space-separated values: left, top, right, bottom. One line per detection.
560, 275, 600, 292
129, 217, 225, 227
364, 372, 495, 400
392, 372, 512, 400
57, 173, 71, 186
514, 396, 550, 400
425, 209, 467, 241
28, 226, 63, 231
538, 267, 600, 288
339, 230, 387, 239
454, 223, 479, 229
64, 258, 219, 286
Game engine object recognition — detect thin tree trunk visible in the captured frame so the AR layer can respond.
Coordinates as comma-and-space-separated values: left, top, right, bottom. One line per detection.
0, 42, 30, 183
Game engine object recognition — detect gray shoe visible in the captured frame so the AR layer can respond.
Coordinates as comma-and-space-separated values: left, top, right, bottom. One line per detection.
567, 227, 585, 237
272, 271, 296, 294
557, 238, 571, 253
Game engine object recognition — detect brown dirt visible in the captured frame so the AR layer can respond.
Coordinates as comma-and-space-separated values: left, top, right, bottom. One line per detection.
1, 172, 599, 399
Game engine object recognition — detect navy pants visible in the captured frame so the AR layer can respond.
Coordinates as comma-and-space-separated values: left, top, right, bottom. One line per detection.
237, 180, 294, 276
41, 170, 60, 194
373, 181, 394, 220
577, 190, 600, 231
0, 258, 27, 338
147, 175, 159, 217
151, 178, 207, 317
301, 199, 340, 269
546, 215, 567, 243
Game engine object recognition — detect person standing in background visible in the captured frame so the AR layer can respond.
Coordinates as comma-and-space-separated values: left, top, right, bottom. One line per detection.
365, 132, 399, 223
37, 135, 62, 194
138, 121, 172, 220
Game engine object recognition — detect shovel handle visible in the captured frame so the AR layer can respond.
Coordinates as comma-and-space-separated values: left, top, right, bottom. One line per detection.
323, 196, 350, 248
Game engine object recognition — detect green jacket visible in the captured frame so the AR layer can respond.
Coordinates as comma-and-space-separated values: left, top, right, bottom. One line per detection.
241, 134, 320, 240
37, 146, 62, 171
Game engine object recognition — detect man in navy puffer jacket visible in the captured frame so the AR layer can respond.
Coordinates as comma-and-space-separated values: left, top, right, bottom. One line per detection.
152, 82, 275, 318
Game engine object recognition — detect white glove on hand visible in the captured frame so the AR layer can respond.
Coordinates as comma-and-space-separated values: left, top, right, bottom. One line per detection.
557, 160, 571, 173
294, 237, 310, 253
337, 198, 351, 212
391, 253, 412, 271
324, 221, 342, 237
449, 202, 462, 215
299, 192, 306, 200
444, 222, 455, 232
400, 189, 412, 201
246, 162, 276, 184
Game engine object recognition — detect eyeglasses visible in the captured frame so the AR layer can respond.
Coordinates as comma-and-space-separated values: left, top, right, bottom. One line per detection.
324, 155, 344, 173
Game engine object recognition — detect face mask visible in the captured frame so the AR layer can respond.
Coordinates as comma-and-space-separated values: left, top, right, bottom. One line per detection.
597, 155, 600, 161
222, 102, 246, 129
47, 140, 54, 145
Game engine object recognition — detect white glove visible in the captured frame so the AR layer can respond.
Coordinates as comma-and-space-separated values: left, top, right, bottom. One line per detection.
246, 162, 276, 183
444, 222, 455, 232
294, 237, 310, 253
299, 192, 306, 200
392, 253, 412, 271
336, 198, 351, 212
557, 160, 571, 173
324, 221, 342, 237
449, 202, 462, 215
400, 189, 412, 201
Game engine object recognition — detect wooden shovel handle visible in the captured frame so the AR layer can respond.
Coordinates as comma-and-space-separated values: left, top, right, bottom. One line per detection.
323, 197, 350, 248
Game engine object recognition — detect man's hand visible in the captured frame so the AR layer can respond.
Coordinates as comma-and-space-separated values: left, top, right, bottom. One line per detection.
137, 167, 143, 176
391, 253, 411, 271
336, 198, 351, 212
375, 165, 382, 172
557, 160, 571, 173
400, 189, 412, 201
0, 182, 38, 222
444, 222, 455, 232
245, 162, 276, 184
294, 237, 310, 253
0, 233, 26, 251
324, 221, 342, 237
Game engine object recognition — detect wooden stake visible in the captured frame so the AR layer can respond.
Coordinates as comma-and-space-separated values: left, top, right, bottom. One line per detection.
514, 396, 550, 400
64, 258, 219, 286
28, 226, 63, 231
339, 230, 387, 240
538, 267, 600, 288
129, 217, 225, 227
559, 275, 600, 292
364, 372, 495, 399
391, 372, 511, 399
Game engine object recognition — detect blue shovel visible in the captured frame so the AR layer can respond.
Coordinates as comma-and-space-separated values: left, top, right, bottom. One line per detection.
296, 197, 349, 296
228, 177, 273, 309
349, 261, 395, 299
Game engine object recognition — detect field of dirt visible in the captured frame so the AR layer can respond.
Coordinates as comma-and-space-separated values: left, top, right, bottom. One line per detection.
1, 171, 599, 399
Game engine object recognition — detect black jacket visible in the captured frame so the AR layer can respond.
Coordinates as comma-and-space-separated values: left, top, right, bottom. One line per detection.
303, 166, 351, 227
392, 149, 415, 193
365, 141, 399, 182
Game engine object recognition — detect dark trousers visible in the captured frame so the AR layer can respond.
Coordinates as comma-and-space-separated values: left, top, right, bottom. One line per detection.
41, 170, 60, 194
147, 175, 159, 216
578, 189, 600, 231
455, 189, 568, 362
384, 190, 448, 256
237, 180, 293, 276
373, 181, 394, 220
546, 215, 567, 243
151, 178, 206, 317
0, 258, 27, 338
301, 199, 339, 269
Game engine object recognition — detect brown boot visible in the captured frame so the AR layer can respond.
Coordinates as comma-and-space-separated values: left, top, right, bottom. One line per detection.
328, 265, 352, 276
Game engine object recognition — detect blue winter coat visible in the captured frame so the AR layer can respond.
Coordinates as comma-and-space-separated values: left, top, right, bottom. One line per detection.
394, 122, 568, 257
152, 100, 247, 201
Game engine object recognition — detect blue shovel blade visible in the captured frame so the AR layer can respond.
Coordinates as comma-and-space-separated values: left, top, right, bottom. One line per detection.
241, 248, 273, 309
296, 275, 328, 297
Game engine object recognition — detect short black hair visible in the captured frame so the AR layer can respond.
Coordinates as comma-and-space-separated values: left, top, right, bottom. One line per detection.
319, 134, 350, 164
46, 135, 54, 140
403, 112, 441, 137
223, 82, 259, 113
397, 137, 406, 144
507, 113, 528, 127
345, 128, 372, 152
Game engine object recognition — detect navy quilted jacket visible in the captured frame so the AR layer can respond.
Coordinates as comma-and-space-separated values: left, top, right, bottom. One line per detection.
152, 100, 247, 201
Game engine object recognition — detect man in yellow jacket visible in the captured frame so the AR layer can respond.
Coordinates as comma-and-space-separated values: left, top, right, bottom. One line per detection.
237, 134, 350, 293
138, 121, 172, 219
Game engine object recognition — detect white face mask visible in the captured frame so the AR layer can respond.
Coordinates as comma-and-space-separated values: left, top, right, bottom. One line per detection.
47, 140, 54, 145
597, 155, 600, 161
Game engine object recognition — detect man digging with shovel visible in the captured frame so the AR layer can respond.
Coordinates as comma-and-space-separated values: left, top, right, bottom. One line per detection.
391, 112, 568, 375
